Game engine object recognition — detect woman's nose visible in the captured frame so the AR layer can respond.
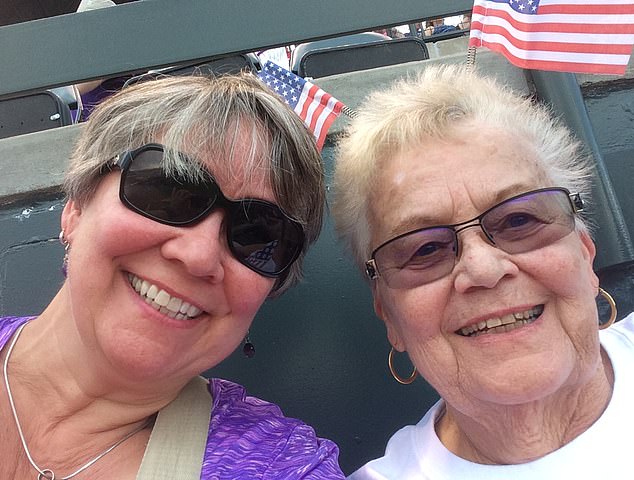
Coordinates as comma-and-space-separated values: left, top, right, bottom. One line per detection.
452, 229, 519, 293
160, 211, 227, 281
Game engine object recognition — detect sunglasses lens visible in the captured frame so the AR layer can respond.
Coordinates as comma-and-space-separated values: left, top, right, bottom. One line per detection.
230, 202, 304, 276
122, 149, 215, 225
374, 227, 456, 289
118, 145, 304, 277
482, 189, 575, 254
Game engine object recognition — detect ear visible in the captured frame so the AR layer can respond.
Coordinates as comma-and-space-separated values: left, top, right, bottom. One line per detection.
579, 229, 599, 289
61, 199, 83, 243
373, 285, 405, 352
579, 229, 596, 261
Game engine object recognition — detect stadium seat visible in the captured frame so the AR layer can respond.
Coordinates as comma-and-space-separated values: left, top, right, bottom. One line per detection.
0, 90, 72, 139
294, 36, 429, 79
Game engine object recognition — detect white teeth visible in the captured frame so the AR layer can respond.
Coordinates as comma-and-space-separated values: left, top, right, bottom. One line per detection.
180, 301, 191, 314
486, 317, 502, 328
167, 296, 182, 313
146, 285, 158, 300
128, 273, 203, 320
459, 306, 544, 337
154, 290, 170, 307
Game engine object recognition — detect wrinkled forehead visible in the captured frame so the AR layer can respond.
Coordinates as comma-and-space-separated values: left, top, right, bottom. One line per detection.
367, 126, 550, 243
374, 120, 547, 176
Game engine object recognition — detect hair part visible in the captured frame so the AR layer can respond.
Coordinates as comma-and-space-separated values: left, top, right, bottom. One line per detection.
333, 64, 594, 271
64, 73, 325, 295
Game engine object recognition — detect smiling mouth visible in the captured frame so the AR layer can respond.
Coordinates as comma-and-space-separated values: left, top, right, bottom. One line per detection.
457, 305, 544, 337
127, 273, 203, 320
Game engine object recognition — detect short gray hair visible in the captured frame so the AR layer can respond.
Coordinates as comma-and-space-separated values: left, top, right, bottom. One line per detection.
64, 73, 325, 295
333, 64, 593, 271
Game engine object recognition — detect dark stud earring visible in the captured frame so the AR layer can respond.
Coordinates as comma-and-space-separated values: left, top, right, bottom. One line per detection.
59, 230, 70, 278
243, 331, 255, 358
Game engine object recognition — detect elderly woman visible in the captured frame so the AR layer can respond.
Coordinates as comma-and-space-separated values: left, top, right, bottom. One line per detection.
334, 65, 633, 479
1, 74, 345, 479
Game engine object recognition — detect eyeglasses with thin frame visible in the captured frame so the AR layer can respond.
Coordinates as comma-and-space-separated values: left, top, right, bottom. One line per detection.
366, 187, 584, 289
102, 143, 305, 279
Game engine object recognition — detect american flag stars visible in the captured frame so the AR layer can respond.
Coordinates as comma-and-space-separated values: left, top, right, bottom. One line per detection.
257, 60, 345, 150
469, 0, 634, 75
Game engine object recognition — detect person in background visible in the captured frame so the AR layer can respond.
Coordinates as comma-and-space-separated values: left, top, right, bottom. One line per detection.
333, 64, 633, 479
423, 17, 458, 36
1, 0, 134, 26
73, 0, 133, 121
459, 13, 471, 31
373, 27, 403, 39
1, 74, 345, 479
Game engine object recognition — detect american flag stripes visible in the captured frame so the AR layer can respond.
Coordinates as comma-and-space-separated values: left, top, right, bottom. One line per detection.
469, 0, 634, 75
257, 60, 344, 150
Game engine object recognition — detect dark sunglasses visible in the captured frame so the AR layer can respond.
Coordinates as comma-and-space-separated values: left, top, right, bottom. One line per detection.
366, 187, 583, 289
103, 143, 305, 278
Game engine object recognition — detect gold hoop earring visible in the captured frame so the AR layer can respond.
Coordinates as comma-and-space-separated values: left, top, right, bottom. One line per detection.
598, 287, 617, 330
388, 347, 417, 385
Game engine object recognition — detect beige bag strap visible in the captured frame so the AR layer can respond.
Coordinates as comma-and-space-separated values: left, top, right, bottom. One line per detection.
136, 376, 212, 480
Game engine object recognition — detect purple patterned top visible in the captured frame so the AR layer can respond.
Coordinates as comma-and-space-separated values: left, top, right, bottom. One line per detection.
0, 316, 345, 479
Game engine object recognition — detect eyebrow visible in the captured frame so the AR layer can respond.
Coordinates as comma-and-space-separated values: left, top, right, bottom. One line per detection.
386, 214, 439, 239
385, 183, 539, 239
489, 183, 539, 205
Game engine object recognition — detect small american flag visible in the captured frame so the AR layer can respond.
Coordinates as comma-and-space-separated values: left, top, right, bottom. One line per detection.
469, 0, 634, 75
245, 240, 278, 271
257, 60, 344, 150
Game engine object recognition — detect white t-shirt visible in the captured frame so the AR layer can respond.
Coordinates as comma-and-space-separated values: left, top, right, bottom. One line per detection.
348, 312, 634, 480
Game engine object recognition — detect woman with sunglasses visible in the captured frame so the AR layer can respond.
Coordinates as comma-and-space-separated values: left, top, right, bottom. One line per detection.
0, 74, 345, 479
334, 65, 633, 479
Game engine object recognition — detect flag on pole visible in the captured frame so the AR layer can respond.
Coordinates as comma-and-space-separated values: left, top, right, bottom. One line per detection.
257, 60, 344, 150
469, 0, 634, 75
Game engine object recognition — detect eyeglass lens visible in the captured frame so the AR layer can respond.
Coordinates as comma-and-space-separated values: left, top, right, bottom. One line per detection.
373, 189, 576, 288
119, 146, 304, 277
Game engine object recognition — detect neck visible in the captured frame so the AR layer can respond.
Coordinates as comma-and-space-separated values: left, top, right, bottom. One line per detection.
1, 290, 184, 468
14, 286, 188, 405
436, 349, 614, 464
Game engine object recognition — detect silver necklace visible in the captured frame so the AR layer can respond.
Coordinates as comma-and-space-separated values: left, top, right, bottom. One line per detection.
3, 322, 149, 480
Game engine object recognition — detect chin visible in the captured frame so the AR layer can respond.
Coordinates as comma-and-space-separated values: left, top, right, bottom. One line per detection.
96, 333, 187, 383
112, 348, 178, 380
460, 360, 576, 407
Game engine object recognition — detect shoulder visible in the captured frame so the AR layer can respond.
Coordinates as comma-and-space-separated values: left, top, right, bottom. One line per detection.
612, 311, 634, 334
207, 378, 296, 432
0, 316, 33, 350
202, 378, 344, 479
601, 312, 634, 349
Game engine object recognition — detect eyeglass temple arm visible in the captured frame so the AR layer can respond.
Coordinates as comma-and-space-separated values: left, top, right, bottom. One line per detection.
98, 152, 130, 175
570, 192, 584, 212
365, 259, 379, 280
